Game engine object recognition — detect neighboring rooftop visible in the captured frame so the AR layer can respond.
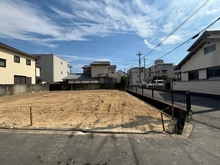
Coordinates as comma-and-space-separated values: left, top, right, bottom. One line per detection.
31, 54, 69, 63
63, 73, 98, 80
82, 65, 91, 69
90, 61, 110, 65
0, 42, 38, 59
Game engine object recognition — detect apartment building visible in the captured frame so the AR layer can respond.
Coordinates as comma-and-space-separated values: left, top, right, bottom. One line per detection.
127, 67, 145, 86
32, 54, 70, 84
0, 42, 39, 84
145, 60, 176, 82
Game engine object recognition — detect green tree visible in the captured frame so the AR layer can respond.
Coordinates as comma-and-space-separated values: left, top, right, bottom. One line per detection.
120, 76, 128, 83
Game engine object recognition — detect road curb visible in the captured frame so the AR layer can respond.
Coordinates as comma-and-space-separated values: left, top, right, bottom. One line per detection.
181, 122, 193, 138
0, 126, 166, 135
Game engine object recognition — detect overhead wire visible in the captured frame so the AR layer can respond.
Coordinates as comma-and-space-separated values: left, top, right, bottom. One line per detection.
145, 17, 220, 67
126, 0, 211, 70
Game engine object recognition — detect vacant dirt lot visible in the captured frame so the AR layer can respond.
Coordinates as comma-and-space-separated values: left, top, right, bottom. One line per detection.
0, 90, 169, 133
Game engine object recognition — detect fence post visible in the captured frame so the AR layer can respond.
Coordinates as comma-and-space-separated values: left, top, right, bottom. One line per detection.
30, 107, 33, 126
136, 86, 137, 93
161, 112, 165, 131
186, 91, 191, 116
152, 89, 154, 98
142, 88, 143, 95
171, 90, 174, 119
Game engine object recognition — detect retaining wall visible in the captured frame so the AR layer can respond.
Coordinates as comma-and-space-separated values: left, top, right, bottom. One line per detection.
173, 80, 220, 95
50, 83, 126, 91
126, 89, 187, 134
0, 84, 50, 97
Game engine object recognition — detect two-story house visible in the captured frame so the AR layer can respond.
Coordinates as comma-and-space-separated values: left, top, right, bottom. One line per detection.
31, 54, 70, 84
0, 42, 39, 84
173, 30, 220, 95
63, 61, 120, 83
174, 30, 220, 81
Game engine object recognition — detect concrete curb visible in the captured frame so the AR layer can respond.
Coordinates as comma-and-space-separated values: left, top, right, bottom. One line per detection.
0, 126, 166, 135
181, 122, 193, 138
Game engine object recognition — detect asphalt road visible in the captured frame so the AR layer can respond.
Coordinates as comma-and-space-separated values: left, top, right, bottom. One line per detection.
0, 94, 219, 165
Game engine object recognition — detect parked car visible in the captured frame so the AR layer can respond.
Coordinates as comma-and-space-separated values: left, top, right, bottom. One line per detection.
152, 80, 164, 86
141, 82, 148, 88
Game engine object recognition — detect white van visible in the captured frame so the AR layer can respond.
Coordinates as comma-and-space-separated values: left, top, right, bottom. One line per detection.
152, 80, 164, 86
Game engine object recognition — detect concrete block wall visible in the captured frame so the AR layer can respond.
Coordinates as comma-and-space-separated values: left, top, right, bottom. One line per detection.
173, 80, 220, 95
0, 84, 50, 97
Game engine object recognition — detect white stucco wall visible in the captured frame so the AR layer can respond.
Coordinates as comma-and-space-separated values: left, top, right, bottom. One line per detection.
181, 42, 220, 72
91, 65, 108, 78
35, 54, 70, 83
108, 73, 121, 83
53, 55, 70, 83
199, 69, 206, 80
180, 42, 220, 81
173, 80, 220, 95
0, 48, 36, 84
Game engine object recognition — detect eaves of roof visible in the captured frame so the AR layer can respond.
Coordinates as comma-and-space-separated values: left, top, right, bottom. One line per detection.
90, 61, 110, 65
174, 30, 220, 70
0, 42, 38, 60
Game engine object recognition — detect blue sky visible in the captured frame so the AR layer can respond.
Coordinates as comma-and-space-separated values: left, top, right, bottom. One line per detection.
0, 0, 220, 73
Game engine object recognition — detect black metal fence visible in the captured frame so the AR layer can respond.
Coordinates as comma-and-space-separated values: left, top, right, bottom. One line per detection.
127, 86, 191, 113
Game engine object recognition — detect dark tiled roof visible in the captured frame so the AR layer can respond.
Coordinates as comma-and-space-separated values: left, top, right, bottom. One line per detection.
109, 65, 116, 68
0, 42, 38, 59
63, 74, 97, 80
82, 65, 91, 68
90, 61, 110, 65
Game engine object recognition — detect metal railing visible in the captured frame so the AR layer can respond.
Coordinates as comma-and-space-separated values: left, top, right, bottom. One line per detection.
127, 86, 189, 109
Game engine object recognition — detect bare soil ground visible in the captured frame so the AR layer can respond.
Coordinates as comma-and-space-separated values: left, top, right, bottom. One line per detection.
0, 90, 170, 133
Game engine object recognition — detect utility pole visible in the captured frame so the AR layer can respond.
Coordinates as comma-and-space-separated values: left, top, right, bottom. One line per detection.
137, 51, 142, 86
144, 58, 146, 82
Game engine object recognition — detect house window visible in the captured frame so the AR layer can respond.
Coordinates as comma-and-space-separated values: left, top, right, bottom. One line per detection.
26, 59, 31, 65
204, 44, 216, 54
0, 58, 6, 67
14, 55, 20, 63
61, 71, 63, 74
188, 71, 199, 80
207, 67, 220, 78
61, 61, 63, 65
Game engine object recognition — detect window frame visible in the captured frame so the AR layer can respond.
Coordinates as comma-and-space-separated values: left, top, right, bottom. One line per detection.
0, 58, 6, 67
188, 71, 199, 80
14, 55, 20, 63
207, 67, 220, 78
204, 44, 216, 54
26, 59, 31, 66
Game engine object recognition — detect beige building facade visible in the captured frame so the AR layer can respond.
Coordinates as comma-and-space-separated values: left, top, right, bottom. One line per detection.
127, 67, 145, 86
145, 60, 176, 82
32, 54, 70, 84
63, 61, 120, 83
0, 42, 38, 84
175, 31, 220, 81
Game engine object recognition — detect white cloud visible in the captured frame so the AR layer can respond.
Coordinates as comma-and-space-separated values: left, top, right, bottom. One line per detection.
144, 39, 160, 50
57, 55, 111, 63
0, 0, 220, 48
161, 35, 182, 45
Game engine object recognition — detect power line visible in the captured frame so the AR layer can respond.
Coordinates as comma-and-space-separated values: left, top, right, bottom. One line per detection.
142, 0, 210, 60
126, 0, 211, 70
145, 17, 220, 67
